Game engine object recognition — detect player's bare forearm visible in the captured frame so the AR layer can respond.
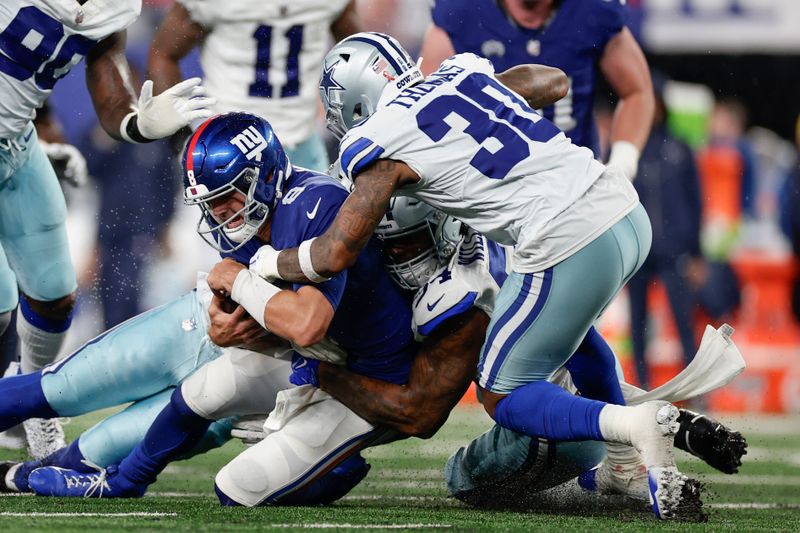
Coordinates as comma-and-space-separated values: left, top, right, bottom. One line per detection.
600, 27, 654, 150
148, 3, 206, 93
86, 31, 138, 141
497, 65, 569, 110
317, 309, 489, 438
276, 160, 404, 281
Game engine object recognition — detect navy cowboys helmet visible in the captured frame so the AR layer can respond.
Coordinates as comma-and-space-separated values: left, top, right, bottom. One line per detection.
182, 112, 290, 253
376, 197, 462, 290
319, 32, 423, 138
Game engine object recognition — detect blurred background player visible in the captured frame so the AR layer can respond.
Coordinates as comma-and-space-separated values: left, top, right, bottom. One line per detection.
627, 73, 704, 389
148, 0, 363, 171
0, 0, 213, 457
419, 0, 653, 180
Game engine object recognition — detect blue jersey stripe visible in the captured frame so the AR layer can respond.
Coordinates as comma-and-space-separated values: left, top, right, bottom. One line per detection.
351, 144, 385, 176
485, 269, 553, 389
417, 292, 478, 337
343, 35, 405, 73
485, 240, 509, 287
340, 137, 374, 176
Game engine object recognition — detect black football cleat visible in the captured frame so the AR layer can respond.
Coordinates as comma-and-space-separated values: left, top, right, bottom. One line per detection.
673, 409, 747, 474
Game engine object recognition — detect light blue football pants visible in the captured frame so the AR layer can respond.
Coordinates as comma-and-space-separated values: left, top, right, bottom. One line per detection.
0, 123, 77, 311
286, 133, 329, 172
40, 291, 228, 466
478, 204, 652, 393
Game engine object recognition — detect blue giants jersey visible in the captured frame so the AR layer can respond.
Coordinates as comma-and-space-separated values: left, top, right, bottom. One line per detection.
431, 0, 628, 156
223, 168, 414, 383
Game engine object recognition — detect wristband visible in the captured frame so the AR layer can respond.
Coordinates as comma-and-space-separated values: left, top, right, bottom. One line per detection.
119, 112, 152, 144
299, 238, 331, 282
608, 140, 640, 182
230, 269, 281, 329
250, 245, 281, 281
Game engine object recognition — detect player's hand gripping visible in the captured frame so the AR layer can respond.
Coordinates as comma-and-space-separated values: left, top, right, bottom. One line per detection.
289, 354, 320, 387
207, 258, 246, 299
40, 141, 88, 187
207, 294, 267, 347
135, 78, 216, 140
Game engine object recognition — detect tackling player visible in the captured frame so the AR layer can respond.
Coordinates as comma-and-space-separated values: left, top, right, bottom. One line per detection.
0, 0, 213, 456
148, 0, 362, 170
292, 197, 746, 517
419, 0, 653, 179
249, 32, 692, 519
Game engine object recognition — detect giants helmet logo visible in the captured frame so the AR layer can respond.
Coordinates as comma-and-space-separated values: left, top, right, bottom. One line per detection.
230, 126, 268, 162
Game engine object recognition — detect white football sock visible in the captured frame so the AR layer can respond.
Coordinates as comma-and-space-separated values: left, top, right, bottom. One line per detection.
17, 312, 67, 374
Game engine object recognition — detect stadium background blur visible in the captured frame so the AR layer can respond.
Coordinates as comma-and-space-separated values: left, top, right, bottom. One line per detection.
4, 0, 800, 415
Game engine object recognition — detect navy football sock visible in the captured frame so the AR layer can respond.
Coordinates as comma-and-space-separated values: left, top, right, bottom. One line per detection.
0, 370, 58, 431
565, 326, 626, 405
493, 380, 605, 441
114, 388, 211, 493
13, 438, 86, 492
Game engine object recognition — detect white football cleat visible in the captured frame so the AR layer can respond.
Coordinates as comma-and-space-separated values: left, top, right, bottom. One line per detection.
23, 418, 66, 460
579, 459, 649, 501
0, 424, 27, 450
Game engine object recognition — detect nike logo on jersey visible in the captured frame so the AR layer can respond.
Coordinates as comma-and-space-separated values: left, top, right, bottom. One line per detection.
426, 295, 445, 312
306, 198, 322, 220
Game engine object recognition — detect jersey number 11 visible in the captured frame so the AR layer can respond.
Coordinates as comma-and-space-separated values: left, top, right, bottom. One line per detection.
248, 24, 303, 99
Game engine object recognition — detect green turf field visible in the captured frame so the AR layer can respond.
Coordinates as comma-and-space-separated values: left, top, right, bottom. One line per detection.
1, 406, 798, 532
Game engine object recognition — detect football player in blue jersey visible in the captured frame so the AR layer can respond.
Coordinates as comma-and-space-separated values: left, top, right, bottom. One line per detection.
419, 0, 653, 180
0, 0, 214, 457
25, 112, 418, 506
256, 32, 698, 519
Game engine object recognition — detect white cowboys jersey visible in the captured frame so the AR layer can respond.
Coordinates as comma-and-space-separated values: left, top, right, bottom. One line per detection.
0, 0, 141, 137
339, 53, 639, 273
179, 0, 350, 148
412, 227, 512, 341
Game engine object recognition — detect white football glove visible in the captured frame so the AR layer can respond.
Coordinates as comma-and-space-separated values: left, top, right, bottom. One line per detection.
125, 78, 216, 142
249, 244, 282, 281
39, 141, 88, 187
230, 416, 268, 447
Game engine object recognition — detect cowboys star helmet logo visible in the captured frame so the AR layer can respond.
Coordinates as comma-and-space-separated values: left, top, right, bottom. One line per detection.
320, 62, 345, 104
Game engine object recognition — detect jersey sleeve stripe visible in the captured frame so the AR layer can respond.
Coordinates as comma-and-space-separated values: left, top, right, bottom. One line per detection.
416, 291, 478, 337
341, 137, 385, 178
351, 145, 385, 175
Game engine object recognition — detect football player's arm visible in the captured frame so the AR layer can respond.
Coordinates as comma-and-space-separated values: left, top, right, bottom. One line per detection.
600, 27, 654, 178
419, 24, 455, 75
85, 31, 138, 142
275, 160, 417, 282
317, 308, 489, 438
148, 3, 206, 94
330, 0, 364, 42
208, 259, 335, 347
496, 65, 570, 110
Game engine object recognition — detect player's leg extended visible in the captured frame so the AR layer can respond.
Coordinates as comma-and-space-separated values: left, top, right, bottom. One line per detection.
445, 424, 606, 508
285, 133, 329, 172
28, 348, 292, 498
0, 291, 217, 430
0, 127, 77, 373
214, 388, 382, 507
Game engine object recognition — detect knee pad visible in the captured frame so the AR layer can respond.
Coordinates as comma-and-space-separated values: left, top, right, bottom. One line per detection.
215, 390, 375, 507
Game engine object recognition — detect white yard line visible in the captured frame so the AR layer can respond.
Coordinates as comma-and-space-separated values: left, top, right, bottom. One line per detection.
0, 512, 177, 517
707, 503, 800, 509
699, 474, 800, 485
269, 524, 451, 529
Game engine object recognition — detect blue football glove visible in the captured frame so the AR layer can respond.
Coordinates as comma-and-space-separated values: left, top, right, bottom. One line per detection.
290, 354, 319, 387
